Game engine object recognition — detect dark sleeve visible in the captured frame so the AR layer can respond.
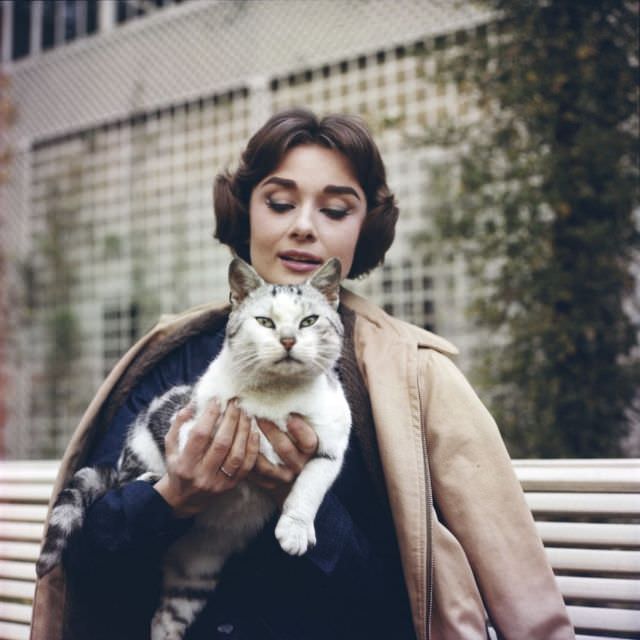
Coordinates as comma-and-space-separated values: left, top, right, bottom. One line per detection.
65, 329, 225, 571
64, 480, 192, 574
64, 377, 193, 576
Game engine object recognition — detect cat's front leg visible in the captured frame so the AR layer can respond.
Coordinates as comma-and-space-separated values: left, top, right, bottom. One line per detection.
275, 512, 317, 555
275, 453, 344, 556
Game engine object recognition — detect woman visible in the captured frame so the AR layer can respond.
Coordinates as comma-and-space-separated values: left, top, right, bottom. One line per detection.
32, 109, 574, 639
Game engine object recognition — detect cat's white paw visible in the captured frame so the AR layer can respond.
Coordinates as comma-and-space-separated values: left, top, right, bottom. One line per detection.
275, 513, 316, 555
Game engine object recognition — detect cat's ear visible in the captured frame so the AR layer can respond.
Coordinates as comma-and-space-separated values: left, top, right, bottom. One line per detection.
309, 258, 341, 309
229, 258, 263, 307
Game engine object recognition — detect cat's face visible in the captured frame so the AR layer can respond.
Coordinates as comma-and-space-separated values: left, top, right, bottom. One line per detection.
226, 258, 343, 381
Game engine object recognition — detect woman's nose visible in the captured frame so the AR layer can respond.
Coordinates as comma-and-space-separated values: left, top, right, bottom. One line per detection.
289, 203, 316, 240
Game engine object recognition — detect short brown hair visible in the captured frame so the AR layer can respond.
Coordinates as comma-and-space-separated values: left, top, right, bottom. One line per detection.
213, 108, 398, 279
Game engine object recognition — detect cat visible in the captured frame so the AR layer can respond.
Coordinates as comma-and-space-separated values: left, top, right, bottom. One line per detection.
36, 256, 352, 640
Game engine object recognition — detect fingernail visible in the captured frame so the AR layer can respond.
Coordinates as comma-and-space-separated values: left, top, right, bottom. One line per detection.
234, 398, 241, 409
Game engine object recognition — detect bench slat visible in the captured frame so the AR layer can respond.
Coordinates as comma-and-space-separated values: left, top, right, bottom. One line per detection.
575, 636, 635, 640
555, 575, 640, 603
567, 604, 640, 633
0, 523, 44, 543
0, 621, 29, 640
525, 492, 640, 515
0, 505, 48, 523
0, 463, 59, 483
0, 485, 52, 502
0, 581, 34, 601
0, 543, 41, 563
546, 547, 640, 573
0, 602, 31, 624
536, 521, 640, 547
516, 465, 640, 493
514, 459, 639, 469
0, 562, 36, 581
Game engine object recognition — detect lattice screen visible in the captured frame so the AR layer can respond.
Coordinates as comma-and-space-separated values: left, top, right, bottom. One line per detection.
2, 0, 490, 457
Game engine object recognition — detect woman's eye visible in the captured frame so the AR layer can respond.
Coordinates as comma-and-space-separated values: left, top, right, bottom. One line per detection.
255, 316, 275, 329
299, 315, 319, 328
266, 198, 293, 213
322, 208, 349, 220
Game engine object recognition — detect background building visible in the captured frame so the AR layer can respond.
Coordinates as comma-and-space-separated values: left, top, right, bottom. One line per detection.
1, 0, 493, 458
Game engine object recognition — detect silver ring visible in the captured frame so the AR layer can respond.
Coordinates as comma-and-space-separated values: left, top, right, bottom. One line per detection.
219, 466, 234, 479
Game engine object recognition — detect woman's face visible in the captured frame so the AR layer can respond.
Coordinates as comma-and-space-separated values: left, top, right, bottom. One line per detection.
249, 144, 366, 284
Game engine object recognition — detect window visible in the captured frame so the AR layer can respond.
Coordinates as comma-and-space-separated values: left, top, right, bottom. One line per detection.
12, 0, 30, 59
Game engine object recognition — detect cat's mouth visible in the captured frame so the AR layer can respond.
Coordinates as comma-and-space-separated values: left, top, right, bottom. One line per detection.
275, 354, 302, 365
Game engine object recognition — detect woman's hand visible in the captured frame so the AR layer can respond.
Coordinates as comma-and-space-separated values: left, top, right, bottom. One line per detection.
248, 414, 319, 507
154, 399, 260, 518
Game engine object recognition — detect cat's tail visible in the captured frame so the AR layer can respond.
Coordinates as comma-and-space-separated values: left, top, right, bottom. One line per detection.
36, 465, 118, 578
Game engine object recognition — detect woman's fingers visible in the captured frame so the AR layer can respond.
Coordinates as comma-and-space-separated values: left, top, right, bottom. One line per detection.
181, 398, 221, 462
286, 413, 319, 457
252, 452, 295, 485
165, 404, 194, 455
257, 418, 304, 473
201, 402, 248, 478
257, 415, 318, 475
196, 399, 237, 472
161, 401, 319, 516
238, 422, 261, 479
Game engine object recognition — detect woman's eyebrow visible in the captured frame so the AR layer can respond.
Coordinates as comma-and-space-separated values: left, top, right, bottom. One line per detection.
262, 176, 297, 189
324, 185, 360, 201
261, 176, 360, 200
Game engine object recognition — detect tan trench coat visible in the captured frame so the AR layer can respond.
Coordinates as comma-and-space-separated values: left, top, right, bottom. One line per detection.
31, 288, 574, 640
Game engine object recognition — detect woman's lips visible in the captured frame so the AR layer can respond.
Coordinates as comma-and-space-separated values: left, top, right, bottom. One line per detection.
279, 253, 322, 273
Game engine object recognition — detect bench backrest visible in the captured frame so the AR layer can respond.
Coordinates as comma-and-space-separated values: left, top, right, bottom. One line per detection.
0, 461, 58, 640
0, 458, 638, 640
513, 459, 640, 640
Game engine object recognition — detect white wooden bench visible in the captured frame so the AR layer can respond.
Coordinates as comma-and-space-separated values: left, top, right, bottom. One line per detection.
0, 459, 638, 640
0, 461, 59, 640
513, 459, 640, 640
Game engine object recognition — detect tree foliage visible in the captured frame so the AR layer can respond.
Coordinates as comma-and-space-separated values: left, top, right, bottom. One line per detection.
429, 1, 639, 457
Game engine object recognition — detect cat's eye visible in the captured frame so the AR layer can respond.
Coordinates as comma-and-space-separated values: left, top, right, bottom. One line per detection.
255, 316, 275, 329
299, 315, 319, 328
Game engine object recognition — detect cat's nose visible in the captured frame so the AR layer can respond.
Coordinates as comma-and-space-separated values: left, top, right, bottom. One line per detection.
280, 337, 296, 351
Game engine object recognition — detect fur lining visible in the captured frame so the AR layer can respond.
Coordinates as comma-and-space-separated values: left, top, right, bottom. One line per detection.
339, 306, 390, 512
93, 308, 230, 450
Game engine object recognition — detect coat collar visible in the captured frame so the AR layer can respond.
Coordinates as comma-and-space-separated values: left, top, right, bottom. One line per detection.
339, 287, 458, 356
